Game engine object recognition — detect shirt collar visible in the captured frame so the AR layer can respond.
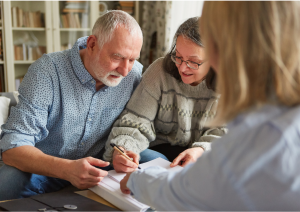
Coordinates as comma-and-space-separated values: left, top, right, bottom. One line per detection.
71, 36, 94, 85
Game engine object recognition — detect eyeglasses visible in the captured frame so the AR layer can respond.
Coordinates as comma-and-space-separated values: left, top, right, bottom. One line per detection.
170, 54, 205, 70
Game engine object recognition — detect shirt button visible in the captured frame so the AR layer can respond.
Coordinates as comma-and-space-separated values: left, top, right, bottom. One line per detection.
88, 118, 92, 121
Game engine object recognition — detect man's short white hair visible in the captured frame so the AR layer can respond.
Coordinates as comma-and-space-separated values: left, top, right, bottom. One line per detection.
92, 10, 143, 49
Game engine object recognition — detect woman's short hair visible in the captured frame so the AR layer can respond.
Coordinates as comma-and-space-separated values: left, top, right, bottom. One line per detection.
162, 17, 216, 91
92, 10, 142, 49
201, 1, 300, 124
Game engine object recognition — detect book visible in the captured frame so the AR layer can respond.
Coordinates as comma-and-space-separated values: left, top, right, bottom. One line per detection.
89, 157, 183, 212
119, 1, 135, 7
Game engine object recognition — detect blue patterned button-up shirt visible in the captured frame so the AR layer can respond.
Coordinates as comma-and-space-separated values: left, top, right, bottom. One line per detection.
0, 36, 142, 160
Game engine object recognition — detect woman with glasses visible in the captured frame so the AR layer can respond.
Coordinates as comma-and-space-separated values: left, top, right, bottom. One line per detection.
103, 17, 226, 173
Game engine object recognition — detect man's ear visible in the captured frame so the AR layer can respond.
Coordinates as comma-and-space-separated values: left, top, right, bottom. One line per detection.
86, 35, 97, 54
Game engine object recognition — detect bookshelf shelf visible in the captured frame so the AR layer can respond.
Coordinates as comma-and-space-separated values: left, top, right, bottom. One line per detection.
14, 60, 35, 64
2, 1, 140, 92
2, 1, 98, 91
12, 27, 45, 31
60, 28, 90, 32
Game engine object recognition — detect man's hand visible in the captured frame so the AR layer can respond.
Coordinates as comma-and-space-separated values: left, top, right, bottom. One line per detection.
65, 157, 110, 189
170, 147, 204, 167
113, 148, 139, 173
120, 172, 133, 194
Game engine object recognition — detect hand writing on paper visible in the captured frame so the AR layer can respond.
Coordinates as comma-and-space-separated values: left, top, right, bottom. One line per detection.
170, 147, 204, 167
65, 157, 109, 189
120, 172, 133, 194
113, 148, 139, 173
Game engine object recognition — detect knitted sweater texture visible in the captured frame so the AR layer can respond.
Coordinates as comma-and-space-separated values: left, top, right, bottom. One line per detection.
103, 58, 226, 162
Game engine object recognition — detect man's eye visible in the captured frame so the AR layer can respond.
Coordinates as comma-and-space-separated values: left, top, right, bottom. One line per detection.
113, 56, 122, 60
129, 59, 135, 63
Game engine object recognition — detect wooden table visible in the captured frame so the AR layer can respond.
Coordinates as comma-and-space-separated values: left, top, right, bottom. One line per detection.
0, 190, 120, 211
76, 190, 120, 210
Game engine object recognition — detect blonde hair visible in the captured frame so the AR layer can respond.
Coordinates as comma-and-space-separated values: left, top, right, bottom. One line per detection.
201, 1, 300, 125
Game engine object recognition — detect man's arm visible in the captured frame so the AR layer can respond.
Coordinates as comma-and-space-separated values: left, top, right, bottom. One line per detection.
2, 145, 109, 189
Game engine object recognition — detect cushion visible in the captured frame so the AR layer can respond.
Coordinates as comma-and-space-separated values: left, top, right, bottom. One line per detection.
0, 96, 10, 134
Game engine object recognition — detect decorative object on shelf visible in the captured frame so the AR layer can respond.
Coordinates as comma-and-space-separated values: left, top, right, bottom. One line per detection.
13, 32, 46, 61
99, 2, 108, 16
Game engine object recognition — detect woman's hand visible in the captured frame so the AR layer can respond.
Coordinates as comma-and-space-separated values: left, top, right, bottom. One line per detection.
120, 172, 133, 194
170, 147, 204, 167
112, 148, 139, 173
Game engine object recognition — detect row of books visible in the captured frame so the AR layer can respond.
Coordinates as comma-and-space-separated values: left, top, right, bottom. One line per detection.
118, 1, 135, 15
14, 44, 46, 61
11, 7, 45, 28
60, 13, 89, 28
0, 4, 2, 27
0, 31, 3, 61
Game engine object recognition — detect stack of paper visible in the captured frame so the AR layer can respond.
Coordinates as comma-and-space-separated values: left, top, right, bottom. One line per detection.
89, 157, 183, 212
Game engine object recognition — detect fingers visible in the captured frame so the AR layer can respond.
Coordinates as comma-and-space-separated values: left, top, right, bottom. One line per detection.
113, 155, 138, 173
171, 153, 185, 167
125, 151, 140, 164
88, 166, 108, 177
87, 157, 110, 167
120, 173, 132, 194
73, 177, 104, 190
180, 158, 193, 167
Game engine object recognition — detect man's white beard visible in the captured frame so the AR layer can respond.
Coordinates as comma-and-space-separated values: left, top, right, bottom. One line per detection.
91, 58, 124, 87
99, 70, 124, 87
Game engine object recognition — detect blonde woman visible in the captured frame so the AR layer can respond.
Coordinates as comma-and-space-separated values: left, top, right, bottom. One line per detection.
119, 1, 300, 210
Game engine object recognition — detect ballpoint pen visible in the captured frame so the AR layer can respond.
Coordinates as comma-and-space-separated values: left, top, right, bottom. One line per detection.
110, 143, 141, 169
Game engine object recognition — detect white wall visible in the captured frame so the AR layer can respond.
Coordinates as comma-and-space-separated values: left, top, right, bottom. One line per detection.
168, 1, 204, 50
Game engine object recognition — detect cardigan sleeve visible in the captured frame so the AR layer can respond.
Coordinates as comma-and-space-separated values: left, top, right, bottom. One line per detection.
103, 59, 164, 162
191, 93, 227, 151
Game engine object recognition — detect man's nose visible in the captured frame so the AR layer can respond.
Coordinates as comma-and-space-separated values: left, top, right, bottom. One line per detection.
119, 60, 130, 77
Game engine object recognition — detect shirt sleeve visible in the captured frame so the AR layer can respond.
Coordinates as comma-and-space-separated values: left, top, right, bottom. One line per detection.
0, 55, 54, 159
126, 152, 220, 211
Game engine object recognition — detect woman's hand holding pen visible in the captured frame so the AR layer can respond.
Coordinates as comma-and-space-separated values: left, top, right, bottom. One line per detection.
170, 147, 204, 167
120, 172, 133, 194
113, 147, 140, 173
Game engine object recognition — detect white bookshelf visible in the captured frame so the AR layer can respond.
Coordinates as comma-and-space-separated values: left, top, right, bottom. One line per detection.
2, 1, 98, 92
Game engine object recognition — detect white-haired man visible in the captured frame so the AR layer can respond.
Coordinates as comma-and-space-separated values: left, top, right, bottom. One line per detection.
0, 10, 143, 201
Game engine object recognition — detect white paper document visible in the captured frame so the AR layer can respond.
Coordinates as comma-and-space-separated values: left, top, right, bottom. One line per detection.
89, 157, 183, 212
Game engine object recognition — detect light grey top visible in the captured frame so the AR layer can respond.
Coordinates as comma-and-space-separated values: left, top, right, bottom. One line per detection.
104, 58, 226, 162
127, 104, 300, 211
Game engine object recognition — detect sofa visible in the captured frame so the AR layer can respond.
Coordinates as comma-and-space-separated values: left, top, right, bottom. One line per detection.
0, 92, 19, 168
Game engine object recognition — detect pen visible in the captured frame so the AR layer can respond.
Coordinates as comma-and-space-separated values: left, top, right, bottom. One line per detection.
110, 143, 141, 169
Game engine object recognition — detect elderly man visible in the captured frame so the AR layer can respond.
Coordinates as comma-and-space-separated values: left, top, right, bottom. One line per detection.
0, 10, 143, 201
